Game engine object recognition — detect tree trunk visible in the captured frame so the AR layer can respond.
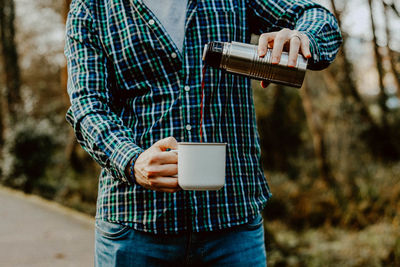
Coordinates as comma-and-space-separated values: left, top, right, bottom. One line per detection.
384, 2, 400, 99
0, 0, 21, 127
63, 0, 82, 169
301, 81, 333, 187
62, 0, 72, 95
386, 2, 400, 17
64, 0, 72, 20
62, 0, 71, 102
301, 78, 348, 209
368, 0, 389, 123
329, 0, 378, 128
0, 62, 4, 146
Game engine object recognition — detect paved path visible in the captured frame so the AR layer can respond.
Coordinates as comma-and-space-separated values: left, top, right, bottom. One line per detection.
0, 186, 95, 267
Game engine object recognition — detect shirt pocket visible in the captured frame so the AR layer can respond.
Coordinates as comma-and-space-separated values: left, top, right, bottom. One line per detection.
110, 36, 169, 85
95, 219, 131, 240
243, 214, 264, 230
197, 5, 243, 42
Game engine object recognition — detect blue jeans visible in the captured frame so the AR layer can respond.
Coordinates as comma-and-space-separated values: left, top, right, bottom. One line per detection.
95, 214, 266, 267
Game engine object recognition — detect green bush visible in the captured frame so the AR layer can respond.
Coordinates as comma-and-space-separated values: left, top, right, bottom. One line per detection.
1, 119, 56, 193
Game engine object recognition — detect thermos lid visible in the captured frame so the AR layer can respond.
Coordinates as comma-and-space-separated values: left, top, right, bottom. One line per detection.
202, 41, 224, 68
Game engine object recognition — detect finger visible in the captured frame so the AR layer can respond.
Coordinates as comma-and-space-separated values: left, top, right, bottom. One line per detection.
149, 151, 178, 164
260, 80, 270, 88
288, 36, 301, 68
154, 137, 178, 151
150, 164, 178, 177
267, 40, 274, 49
271, 30, 289, 64
135, 175, 152, 189
155, 187, 181, 193
299, 34, 312, 59
258, 32, 275, 57
149, 177, 180, 189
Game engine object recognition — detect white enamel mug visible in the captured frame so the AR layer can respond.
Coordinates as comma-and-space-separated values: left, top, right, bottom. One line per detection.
171, 142, 226, 191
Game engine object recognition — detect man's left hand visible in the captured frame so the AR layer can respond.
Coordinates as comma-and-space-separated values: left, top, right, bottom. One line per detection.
257, 28, 312, 88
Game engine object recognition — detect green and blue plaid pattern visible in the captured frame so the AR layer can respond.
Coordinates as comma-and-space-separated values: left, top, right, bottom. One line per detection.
65, 0, 342, 234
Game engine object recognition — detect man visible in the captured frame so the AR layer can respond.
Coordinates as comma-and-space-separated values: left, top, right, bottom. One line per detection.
65, 0, 341, 266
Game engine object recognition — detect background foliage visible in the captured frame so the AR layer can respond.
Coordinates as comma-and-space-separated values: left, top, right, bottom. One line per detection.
0, 0, 399, 266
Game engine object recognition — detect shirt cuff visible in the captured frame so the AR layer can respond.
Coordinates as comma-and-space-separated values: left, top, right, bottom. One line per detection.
299, 30, 320, 62
294, 7, 338, 70
109, 141, 144, 185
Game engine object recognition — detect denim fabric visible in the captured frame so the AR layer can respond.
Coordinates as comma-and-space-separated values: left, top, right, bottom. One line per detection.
95, 214, 266, 267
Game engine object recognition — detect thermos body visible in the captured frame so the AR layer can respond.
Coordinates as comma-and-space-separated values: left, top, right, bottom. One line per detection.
203, 41, 308, 88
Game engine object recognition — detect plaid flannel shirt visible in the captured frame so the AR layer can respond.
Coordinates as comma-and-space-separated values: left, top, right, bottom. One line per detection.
65, 0, 342, 234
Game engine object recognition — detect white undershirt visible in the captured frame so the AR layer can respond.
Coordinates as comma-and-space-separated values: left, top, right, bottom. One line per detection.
142, 0, 188, 53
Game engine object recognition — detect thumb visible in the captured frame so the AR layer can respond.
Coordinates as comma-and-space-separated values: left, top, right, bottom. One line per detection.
154, 137, 178, 151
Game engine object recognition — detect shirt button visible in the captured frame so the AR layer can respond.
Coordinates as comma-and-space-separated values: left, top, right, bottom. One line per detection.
149, 19, 155, 25
185, 124, 192, 131
184, 86, 190, 92
171, 52, 177, 59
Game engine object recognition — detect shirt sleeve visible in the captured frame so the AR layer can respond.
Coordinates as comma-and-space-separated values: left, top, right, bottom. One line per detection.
246, 0, 342, 70
64, 0, 144, 184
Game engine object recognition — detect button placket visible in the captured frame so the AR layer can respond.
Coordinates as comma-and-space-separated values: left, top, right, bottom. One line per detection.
143, 11, 181, 62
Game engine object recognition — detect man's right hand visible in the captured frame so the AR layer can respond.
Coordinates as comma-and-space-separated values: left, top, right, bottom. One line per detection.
133, 137, 180, 193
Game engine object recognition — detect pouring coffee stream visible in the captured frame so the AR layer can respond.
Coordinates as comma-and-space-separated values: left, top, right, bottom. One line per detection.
199, 65, 207, 143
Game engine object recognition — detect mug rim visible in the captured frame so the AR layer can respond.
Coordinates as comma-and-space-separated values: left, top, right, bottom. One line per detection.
178, 142, 227, 146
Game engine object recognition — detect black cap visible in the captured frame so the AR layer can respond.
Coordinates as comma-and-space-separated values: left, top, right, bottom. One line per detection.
202, 41, 224, 68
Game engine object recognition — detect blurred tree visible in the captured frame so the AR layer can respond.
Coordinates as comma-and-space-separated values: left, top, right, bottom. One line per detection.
329, 0, 378, 128
257, 85, 305, 177
63, 0, 88, 172
368, 0, 389, 124
0, 62, 3, 146
384, 1, 400, 99
62, 0, 71, 97
365, 0, 400, 160
301, 81, 334, 189
330, 0, 400, 161
384, 1, 400, 17
0, 0, 21, 128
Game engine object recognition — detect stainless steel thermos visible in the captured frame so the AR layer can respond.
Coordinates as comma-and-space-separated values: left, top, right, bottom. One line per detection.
202, 41, 308, 88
